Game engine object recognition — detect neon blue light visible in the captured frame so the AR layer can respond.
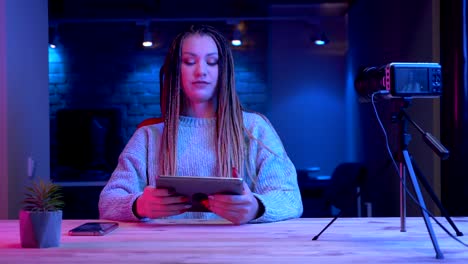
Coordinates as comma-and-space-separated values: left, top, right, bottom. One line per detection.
314, 40, 326, 46
231, 40, 242, 46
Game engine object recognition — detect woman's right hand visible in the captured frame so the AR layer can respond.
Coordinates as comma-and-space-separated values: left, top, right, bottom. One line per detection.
135, 186, 191, 218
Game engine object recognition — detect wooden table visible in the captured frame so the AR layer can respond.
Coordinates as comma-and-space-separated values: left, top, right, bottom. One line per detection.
0, 217, 467, 263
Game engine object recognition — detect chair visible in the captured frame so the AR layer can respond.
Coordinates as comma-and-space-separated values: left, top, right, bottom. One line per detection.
311, 162, 368, 240
324, 162, 368, 217
136, 117, 164, 129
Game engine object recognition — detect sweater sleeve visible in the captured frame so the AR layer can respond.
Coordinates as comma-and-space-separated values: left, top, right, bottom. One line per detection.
246, 114, 303, 223
98, 128, 151, 222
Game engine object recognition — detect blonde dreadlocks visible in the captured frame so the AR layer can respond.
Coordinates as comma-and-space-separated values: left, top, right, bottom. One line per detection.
159, 25, 246, 180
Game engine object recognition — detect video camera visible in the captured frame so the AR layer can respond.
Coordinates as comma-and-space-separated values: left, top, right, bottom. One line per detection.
354, 62, 442, 101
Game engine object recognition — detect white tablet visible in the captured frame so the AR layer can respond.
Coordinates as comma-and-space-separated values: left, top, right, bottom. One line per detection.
156, 175, 244, 212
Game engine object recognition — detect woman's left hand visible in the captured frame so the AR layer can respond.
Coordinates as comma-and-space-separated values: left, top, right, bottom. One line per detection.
206, 182, 260, 225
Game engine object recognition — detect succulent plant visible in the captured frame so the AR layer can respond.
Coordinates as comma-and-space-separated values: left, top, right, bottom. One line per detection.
22, 180, 64, 212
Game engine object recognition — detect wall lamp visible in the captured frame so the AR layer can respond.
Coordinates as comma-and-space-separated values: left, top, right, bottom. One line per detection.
49, 25, 59, 49
313, 32, 330, 46
231, 28, 242, 46
142, 22, 153, 47
227, 21, 244, 47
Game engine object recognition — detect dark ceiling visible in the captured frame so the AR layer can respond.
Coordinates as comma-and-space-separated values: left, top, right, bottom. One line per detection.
49, 0, 353, 20
48, 0, 351, 53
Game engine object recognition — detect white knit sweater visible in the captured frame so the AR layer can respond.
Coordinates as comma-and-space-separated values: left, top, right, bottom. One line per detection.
98, 111, 303, 223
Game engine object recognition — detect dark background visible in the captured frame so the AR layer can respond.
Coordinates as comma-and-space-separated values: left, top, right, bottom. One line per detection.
45, 0, 468, 219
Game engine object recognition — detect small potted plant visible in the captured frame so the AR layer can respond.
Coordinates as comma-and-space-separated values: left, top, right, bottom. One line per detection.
19, 179, 65, 248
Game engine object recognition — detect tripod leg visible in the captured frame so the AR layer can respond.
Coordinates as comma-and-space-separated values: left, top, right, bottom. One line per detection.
403, 150, 444, 259
312, 190, 362, 241
410, 157, 463, 236
312, 210, 342, 240
400, 162, 407, 232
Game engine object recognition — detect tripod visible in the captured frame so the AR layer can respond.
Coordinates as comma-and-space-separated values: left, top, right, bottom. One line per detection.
396, 100, 463, 259
312, 98, 462, 260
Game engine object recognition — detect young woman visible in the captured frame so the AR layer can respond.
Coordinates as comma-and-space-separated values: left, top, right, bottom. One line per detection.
99, 25, 303, 225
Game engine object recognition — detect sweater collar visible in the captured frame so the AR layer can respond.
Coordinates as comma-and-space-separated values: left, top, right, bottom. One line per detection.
179, 116, 216, 127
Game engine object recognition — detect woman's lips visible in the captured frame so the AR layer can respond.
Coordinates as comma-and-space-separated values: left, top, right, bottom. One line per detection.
192, 81, 210, 88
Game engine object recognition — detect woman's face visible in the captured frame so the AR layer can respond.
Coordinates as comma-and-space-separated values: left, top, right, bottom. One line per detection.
180, 34, 219, 106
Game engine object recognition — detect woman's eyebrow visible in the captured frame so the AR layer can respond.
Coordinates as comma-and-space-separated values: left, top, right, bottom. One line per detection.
182, 51, 196, 56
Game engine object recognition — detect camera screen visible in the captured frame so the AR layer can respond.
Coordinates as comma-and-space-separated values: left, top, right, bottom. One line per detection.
394, 68, 429, 94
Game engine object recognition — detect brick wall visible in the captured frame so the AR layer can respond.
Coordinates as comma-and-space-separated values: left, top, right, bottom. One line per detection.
49, 22, 269, 181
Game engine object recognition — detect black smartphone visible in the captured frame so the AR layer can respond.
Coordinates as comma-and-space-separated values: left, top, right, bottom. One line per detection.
68, 222, 119, 236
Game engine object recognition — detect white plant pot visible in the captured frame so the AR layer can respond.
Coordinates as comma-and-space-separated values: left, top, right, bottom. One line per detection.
19, 209, 62, 248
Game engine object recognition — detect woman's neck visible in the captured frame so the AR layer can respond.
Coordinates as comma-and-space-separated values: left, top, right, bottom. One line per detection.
183, 101, 217, 118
